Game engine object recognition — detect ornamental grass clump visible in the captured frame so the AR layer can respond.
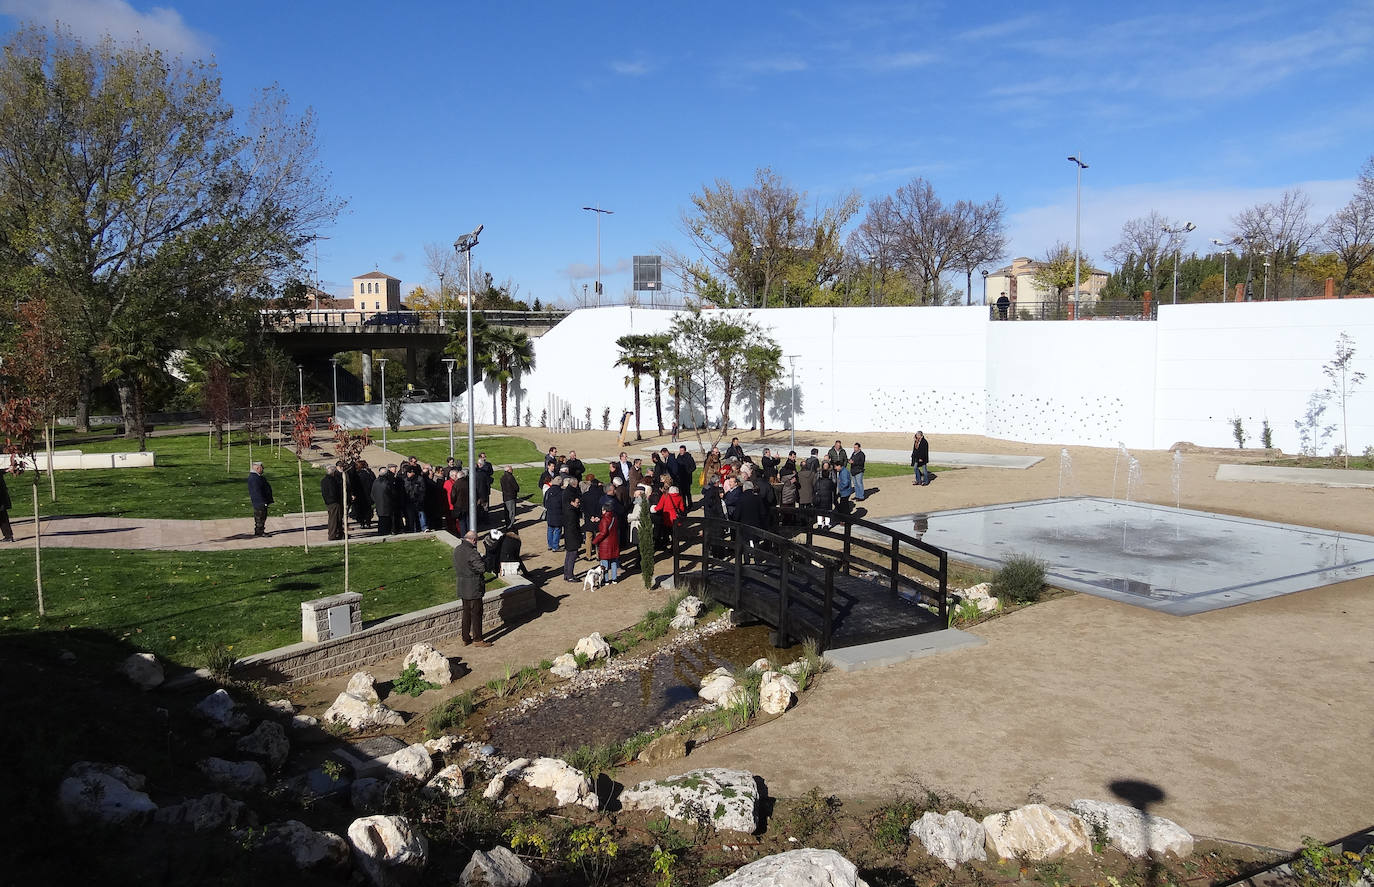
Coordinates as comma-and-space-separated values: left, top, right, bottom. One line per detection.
991, 554, 1046, 604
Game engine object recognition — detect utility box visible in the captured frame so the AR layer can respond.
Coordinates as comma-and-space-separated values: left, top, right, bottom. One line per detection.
301, 592, 362, 642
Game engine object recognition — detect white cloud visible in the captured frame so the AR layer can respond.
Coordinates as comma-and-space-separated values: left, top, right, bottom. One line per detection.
865, 50, 935, 70
610, 59, 648, 76
0, 0, 209, 56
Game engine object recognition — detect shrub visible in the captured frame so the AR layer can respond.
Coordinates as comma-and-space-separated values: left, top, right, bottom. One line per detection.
872, 794, 921, 851
1261, 418, 1274, 449
205, 641, 236, 677
991, 555, 1046, 604
393, 662, 440, 697
425, 691, 475, 733
1231, 416, 1248, 448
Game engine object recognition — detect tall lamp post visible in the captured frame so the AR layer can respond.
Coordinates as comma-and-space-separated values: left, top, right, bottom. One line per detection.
437, 271, 446, 326
1067, 153, 1088, 308
454, 224, 483, 533
1211, 238, 1237, 300
377, 357, 388, 453
297, 365, 304, 405
981, 269, 989, 305
1162, 221, 1196, 304
786, 354, 800, 450
329, 358, 340, 414
581, 205, 613, 306
1290, 258, 1298, 300
442, 358, 456, 462
1262, 260, 1271, 300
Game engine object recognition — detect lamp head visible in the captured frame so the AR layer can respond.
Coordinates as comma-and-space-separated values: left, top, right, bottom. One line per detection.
1184, 222, 1196, 232
453, 224, 484, 253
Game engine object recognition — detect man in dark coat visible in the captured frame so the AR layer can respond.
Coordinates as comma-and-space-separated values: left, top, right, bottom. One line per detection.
911, 431, 931, 486
564, 450, 585, 481
372, 467, 395, 536
543, 479, 564, 551
248, 461, 273, 537
850, 443, 867, 501
760, 448, 780, 482
499, 466, 520, 527
826, 440, 848, 467
453, 530, 491, 646
403, 465, 427, 532
354, 460, 376, 527
581, 474, 604, 560
475, 453, 495, 523
1, 468, 16, 542
321, 464, 344, 540
388, 465, 408, 532
561, 490, 582, 581
725, 437, 745, 461
675, 444, 697, 506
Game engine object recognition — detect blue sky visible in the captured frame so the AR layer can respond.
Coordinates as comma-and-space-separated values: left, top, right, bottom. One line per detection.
2, 0, 1371, 305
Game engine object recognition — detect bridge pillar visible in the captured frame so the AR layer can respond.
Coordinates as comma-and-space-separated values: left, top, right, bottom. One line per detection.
361, 351, 373, 403
405, 346, 418, 385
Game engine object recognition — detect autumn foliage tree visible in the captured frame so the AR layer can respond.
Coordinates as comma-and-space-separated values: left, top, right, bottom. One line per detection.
0, 396, 44, 614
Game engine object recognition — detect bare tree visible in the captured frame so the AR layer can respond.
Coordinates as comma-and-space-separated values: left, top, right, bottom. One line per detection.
1104, 211, 1190, 297
1231, 190, 1321, 298
954, 195, 1008, 304
847, 196, 902, 304
1324, 157, 1374, 296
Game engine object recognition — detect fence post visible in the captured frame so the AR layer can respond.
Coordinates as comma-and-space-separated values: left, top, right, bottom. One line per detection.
890, 536, 900, 596
842, 520, 852, 574
821, 564, 834, 651
777, 546, 790, 647
732, 528, 744, 608
938, 550, 948, 624
671, 523, 680, 581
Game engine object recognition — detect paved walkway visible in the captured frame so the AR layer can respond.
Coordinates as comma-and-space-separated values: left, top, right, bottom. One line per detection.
1216, 462, 1374, 488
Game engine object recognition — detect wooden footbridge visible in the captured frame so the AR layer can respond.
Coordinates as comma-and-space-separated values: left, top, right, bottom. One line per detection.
669, 508, 949, 650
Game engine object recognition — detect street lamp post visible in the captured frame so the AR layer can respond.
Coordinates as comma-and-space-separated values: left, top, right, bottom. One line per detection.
581, 205, 613, 306
981, 269, 989, 305
437, 271, 446, 326
377, 358, 388, 453
1067, 153, 1088, 309
1290, 258, 1298, 300
1262, 260, 1271, 300
297, 365, 304, 405
330, 358, 339, 414
1211, 239, 1235, 300
454, 224, 483, 533
786, 354, 799, 450
1162, 221, 1196, 304
442, 358, 456, 462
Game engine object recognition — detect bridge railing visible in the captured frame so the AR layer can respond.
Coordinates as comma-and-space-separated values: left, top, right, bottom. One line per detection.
259, 308, 571, 331
671, 515, 842, 648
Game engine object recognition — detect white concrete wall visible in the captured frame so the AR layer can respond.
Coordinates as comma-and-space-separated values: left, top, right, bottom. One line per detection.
423, 301, 1374, 454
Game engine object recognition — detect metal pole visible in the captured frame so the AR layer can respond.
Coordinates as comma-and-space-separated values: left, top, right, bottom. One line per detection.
1223, 252, 1229, 300
330, 358, 339, 412
1068, 154, 1088, 310
297, 366, 304, 405
1172, 249, 1180, 305
1290, 259, 1297, 300
1263, 261, 1270, 300
465, 247, 477, 532
378, 358, 388, 452
787, 355, 798, 450
443, 359, 455, 462
582, 205, 614, 307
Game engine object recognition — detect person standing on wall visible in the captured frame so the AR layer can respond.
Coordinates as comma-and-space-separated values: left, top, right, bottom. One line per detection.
911, 431, 931, 486
454, 529, 492, 647
248, 461, 273, 537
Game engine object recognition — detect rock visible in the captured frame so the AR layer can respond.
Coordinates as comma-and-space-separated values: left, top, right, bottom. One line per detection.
706, 848, 868, 885
982, 804, 1088, 861
251, 819, 350, 872
483, 757, 596, 810
198, 757, 267, 793
637, 732, 690, 765
268, 699, 296, 716
193, 688, 249, 731
323, 691, 406, 730
912, 810, 987, 869
424, 734, 460, 754
384, 743, 434, 782
346, 671, 381, 703
291, 714, 321, 732
550, 653, 579, 679
58, 648, 77, 663
58, 762, 156, 825
747, 658, 771, 672
698, 668, 745, 707
461, 845, 541, 886
403, 643, 453, 686
352, 777, 389, 812
621, 768, 760, 833
572, 632, 612, 662
119, 652, 164, 690
676, 595, 705, 618
426, 763, 466, 801
1069, 799, 1194, 858
284, 766, 352, 803
347, 814, 429, 886
758, 671, 799, 715
960, 582, 1000, 613
669, 614, 697, 630
153, 792, 255, 831
236, 721, 290, 771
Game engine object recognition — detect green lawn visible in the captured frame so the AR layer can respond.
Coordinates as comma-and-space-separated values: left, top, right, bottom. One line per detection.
381, 432, 543, 468
41, 432, 310, 520
0, 538, 477, 665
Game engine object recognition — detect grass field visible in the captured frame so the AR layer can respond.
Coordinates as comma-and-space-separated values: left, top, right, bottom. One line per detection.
38, 432, 310, 520
0, 537, 477, 664
381, 433, 544, 469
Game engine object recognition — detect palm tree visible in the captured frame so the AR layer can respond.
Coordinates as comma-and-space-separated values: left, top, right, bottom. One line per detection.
444, 313, 499, 419
615, 334, 657, 441
485, 327, 535, 426
743, 343, 784, 436
644, 333, 673, 436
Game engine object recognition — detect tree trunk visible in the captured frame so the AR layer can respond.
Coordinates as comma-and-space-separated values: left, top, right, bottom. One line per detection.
75, 383, 90, 433
298, 457, 309, 552
653, 375, 664, 435
721, 380, 733, 430
45, 419, 56, 501
500, 380, 509, 427
116, 377, 139, 440
758, 384, 767, 437
632, 372, 642, 440
32, 479, 43, 617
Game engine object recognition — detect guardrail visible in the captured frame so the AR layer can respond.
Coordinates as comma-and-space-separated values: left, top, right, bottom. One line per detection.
260, 308, 572, 331
988, 300, 1158, 321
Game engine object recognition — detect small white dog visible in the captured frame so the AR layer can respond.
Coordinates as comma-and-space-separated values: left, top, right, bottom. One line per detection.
582, 564, 606, 591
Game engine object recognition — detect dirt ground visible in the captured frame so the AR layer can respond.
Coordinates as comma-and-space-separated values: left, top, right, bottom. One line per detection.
309, 425, 1374, 851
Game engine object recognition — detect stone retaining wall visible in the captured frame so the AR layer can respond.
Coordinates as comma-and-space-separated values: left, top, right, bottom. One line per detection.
233, 579, 535, 685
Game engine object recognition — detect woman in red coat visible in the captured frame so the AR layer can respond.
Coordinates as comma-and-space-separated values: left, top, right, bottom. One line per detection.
592, 502, 620, 583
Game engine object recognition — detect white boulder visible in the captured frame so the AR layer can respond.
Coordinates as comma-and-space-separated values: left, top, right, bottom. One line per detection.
698, 668, 745, 707
549, 653, 579, 679
198, 757, 267, 793
960, 582, 1001, 613
482, 757, 596, 810
758, 671, 799, 715
1069, 799, 1194, 858
911, 810, 987, 869
236, 721, 290, 771
982, 804, 1088, 861
707, 848, 868, 885
460, 845, 541, 886
484, 758, 529, 802
383, 743, 434, 782
323, 691, 405, 731
347, 814, 429, 887
403, 643, 453, 686
58, 762, 156, 825
676, 595, 705, 618
747, 658, 771, 673
352, 777, 388, 813
154, 792, 254, 831
573, 632, 612, 662
267, 698, 296, 716
426, 764, 466, 801
251, 819, 350, 872
193, 688, 249, 731
424, 734, 461, 754
621, 768, 760, 834
119, 652, 164, 690
346, 671, 381, 703
669, 614, 697, 630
